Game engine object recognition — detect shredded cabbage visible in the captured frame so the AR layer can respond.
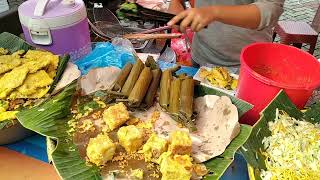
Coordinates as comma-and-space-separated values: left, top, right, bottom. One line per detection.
261, 109, 320, 180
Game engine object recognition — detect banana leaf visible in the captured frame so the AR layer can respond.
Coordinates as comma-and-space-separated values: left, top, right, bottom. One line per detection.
240, 90, 320, 180
0, 32, 69, 131
16, 82, 253, 180
16, 82, 101, 180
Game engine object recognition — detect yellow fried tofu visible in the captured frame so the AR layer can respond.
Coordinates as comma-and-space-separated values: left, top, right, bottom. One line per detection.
24, 50, 59, 78
117, 125, 144, 153
142, 133, 168, 162
11, 50, 25, 58
103, 102, 129, 131
46, 54, 59, 78
0, 66, 29, 99
0, 111, 18, 122
12, 70, 53, 96
0, 55, 22, 74
158, 152, 193, 180
168, 131, 192, 155
22, 58, 51, 73
86, 134, 116, 166
10, 86, 50, 99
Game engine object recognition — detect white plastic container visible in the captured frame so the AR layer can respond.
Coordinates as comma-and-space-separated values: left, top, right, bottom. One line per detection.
18, 0, 91, 61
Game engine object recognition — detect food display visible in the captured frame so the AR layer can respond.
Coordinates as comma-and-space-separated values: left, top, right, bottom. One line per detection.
71, 100, 210, 179
260, 110, 320, 180
4, 2, 320, 179
199, 67, 238, 90
16, 56, 253, 180
0, 48, 62, 129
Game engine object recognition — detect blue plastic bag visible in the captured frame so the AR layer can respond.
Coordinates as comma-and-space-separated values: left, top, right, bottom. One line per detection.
157, 61, 198, 77
75, 42, 136, 75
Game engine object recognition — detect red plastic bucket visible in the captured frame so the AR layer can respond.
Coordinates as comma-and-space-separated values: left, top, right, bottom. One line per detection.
237, 43, 320, 125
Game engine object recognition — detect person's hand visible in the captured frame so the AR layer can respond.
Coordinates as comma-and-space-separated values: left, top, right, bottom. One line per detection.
168, 7, 216, 32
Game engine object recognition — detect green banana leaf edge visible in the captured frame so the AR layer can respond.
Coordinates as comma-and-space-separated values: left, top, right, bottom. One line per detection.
0, 32, 69, 130
16, 82, 253, 180
240, 90, 320, 180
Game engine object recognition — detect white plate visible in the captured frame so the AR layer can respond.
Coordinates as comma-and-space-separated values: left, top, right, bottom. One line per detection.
193, 66, 239, 96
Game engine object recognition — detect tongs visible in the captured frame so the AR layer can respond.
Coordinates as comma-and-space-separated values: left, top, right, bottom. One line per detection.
123, 25, 182, 40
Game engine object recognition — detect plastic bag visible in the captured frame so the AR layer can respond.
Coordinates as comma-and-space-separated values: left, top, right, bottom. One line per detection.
75, 42, 136, 75
170, 28, 194, 67
157, 61, 198, 77
112, 37, 135, 54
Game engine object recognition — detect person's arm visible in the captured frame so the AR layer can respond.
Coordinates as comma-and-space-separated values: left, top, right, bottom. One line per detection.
168, 0, 284, 32
168, 0, 185, 14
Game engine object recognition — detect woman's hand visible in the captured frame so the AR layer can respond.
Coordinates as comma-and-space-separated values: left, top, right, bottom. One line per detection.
168, 7, 217, 32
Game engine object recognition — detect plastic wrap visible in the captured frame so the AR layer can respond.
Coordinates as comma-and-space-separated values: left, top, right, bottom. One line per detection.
75, 42, 136, 75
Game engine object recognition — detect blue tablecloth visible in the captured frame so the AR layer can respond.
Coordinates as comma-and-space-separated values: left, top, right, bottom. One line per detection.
3, 60, 249, 180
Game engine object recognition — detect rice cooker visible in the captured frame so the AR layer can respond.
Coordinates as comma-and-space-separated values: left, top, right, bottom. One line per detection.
18, 0, 91, 61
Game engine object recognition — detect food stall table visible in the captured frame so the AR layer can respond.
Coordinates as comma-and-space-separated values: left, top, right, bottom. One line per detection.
3, 61, 250, 180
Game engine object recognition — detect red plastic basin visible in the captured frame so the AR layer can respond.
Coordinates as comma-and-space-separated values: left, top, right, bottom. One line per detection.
236, 43, 320, 125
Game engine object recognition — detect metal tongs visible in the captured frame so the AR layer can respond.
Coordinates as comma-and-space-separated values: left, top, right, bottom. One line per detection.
123, 26, 182, 40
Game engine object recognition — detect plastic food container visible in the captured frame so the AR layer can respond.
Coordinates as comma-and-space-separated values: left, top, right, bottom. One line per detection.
237, 43, 320, 125
18, 0, 91, 61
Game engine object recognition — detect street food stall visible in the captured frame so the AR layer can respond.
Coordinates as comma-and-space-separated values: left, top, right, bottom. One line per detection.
0, 0, 320, 180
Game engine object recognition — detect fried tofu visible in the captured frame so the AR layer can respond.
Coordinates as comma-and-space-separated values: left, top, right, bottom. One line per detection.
24, 50, 59, 78
22, 58, 51, 73
0, 55, 22, 74
168, 131, 192, 155
0, 66, 29, 99
86, 134, 116, 166
142, 133, 168, 162
103, 102, 130, 131
13, 70, 53, 96
117, 125, 144, 153
10, 86, 50, 99
158, 152, 193, 180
